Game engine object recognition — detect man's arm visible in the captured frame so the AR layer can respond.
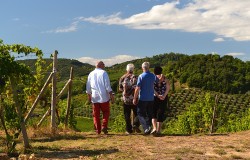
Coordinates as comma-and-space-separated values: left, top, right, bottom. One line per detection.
103, 72, 113, 93
109, 91, 115, 104
133, 86, 140, 105
103, 71, 115, 103
118, 76, 124, 92
86, 75, 92, 102
161, 78, 170, 100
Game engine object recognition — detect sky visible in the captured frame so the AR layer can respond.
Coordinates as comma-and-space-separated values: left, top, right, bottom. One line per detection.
1, 0, 250, 66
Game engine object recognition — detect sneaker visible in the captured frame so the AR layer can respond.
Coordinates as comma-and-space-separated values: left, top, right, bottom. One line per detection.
125, 131, 132, 135
102, 128, 108, 134
150, 129, 157, 135
144, 127, 151, 135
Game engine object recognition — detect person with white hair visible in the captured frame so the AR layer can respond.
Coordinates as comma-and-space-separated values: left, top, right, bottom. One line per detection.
133, 62, 158, 135
119, 63, 141, 134
86, 61, 114, 135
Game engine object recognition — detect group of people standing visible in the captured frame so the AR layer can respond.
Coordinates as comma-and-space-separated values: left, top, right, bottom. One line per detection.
86, 61, 170, 136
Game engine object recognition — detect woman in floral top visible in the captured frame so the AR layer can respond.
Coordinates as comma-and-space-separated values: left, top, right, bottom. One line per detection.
151, 66, 170, 135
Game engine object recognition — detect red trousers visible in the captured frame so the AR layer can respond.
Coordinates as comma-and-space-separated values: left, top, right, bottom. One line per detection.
92, 101, 110, 134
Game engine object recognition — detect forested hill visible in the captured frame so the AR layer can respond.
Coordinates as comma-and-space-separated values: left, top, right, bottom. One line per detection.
162, 54, 250, 94
18, 58, 94, 81
110, 53, 250, 94
111, 52, 186, 71
19, 53, 250, 94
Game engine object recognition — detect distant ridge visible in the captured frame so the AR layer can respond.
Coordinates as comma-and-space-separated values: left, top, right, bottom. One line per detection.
18, 58, 95, 81
18, 52, 250, 94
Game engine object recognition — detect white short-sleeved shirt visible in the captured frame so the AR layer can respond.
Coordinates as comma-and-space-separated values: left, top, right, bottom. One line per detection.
86, 68, 113, 103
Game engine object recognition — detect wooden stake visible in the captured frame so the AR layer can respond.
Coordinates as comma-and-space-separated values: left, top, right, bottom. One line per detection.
51, 50, 58, 133
65, 67, 73, 128
24, 72, 53, 123
37, 107, 50, 127
210, 94, 218, 134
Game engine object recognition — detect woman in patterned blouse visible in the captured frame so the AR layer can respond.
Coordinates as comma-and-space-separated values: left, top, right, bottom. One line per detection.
151, 66, 170, 135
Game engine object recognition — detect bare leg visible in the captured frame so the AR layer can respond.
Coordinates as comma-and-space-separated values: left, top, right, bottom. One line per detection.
151, 118, 157, 134
157, 122, 162, 133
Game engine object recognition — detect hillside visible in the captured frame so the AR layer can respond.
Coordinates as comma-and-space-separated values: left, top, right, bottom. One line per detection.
167, 88, 250, 119
18, 58, 95, 81
18, 53, 250, 121
19, 52, 250, 94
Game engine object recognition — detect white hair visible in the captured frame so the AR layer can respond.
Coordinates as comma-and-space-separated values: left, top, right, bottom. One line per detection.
126, 63, 134, 72
142, 62, 150, 70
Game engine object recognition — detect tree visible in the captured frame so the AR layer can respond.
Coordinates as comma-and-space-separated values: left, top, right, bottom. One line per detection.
0, 39, 44, 153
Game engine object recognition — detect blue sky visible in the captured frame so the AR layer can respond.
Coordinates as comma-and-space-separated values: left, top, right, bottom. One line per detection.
1, 0, 250, 66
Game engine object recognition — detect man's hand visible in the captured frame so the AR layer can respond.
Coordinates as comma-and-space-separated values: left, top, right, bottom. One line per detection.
110, 92, 115, 104
133, 86, 139, 105
87, 94, 92, 103
133, 98, 138, 105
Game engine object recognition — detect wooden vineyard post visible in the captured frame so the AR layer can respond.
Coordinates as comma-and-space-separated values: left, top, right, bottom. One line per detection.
51, 50, 58, 134
24, 72, 53, 123
65, 67, 73, 128
37, 108, 50, 127
37, 62, 73, 128
210, 94, 218, 134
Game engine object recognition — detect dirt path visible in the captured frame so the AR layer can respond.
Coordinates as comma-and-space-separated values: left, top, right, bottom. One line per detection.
6, 130, 247, 160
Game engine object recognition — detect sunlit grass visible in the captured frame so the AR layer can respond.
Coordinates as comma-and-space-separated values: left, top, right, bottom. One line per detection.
75, 117, 93, 132
213, 148, 227, 155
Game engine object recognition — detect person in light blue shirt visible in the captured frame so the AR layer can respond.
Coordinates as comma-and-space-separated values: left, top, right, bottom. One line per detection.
86, 61, 114, 134
133, 62, 158, 135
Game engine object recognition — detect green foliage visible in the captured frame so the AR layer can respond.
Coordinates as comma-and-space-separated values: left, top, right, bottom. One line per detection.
68, 102, 77, 129
19, 58, 94, 81
3, 99, 20, 130
164, 54, 250, 94
164, 93, 217, 134
164, 90, 250, 135
164, 114, 191, 134
2, 38, 250, 146
217, 108, 250, 133
167, 88, 250, 121
188, 93, 214, 133
16, 52, 250, 95
0, 39, 46, 154
57, 99, 77, 129
111, 111, 126, 133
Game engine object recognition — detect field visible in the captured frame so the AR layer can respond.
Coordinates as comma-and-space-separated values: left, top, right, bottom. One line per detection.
1, 129, 250, 160
167, 88, 250, 118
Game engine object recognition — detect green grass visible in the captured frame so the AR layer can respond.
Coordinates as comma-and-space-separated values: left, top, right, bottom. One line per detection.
75, 117, 94, 132
75, 116, 115, 132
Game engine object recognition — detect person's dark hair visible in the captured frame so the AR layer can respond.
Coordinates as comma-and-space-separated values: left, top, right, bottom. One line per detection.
154, 66, 162, 75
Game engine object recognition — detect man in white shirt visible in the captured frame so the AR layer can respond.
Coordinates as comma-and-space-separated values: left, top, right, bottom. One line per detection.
86, 61, 114, 134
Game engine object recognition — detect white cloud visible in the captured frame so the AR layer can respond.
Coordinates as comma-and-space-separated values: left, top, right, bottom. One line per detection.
43, 21, 79, 33
226, 52, 245, 56
78, 54, 141, 66
226, 52, 247, 61
213, 38, 224, 42
78, 0, 250, 41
